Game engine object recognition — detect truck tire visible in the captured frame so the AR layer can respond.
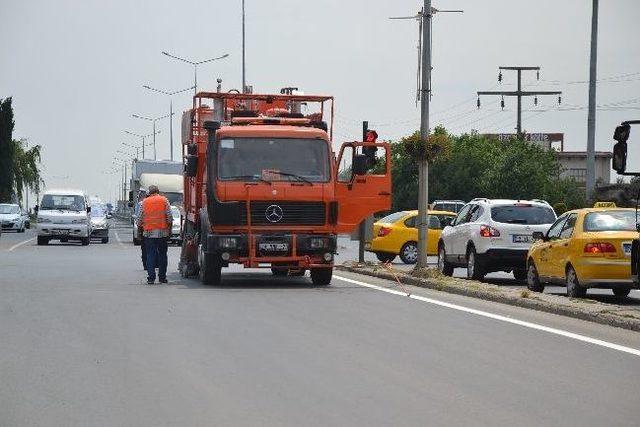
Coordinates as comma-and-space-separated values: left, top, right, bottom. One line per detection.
310, 268, 332, 286
81, 237, 90, 246
199, 243, 222, 286
102, 237, 109, 244
37, 236, 49, 246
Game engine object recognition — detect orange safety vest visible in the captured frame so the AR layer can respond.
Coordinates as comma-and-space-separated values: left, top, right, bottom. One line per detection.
142, 194, 169, 231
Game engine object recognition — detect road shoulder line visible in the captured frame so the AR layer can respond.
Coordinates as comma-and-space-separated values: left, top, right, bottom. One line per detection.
334, 274, 640, 357
8, 237, 36, 252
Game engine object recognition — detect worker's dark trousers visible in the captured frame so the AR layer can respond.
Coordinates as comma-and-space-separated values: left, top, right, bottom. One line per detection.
145, 237, 168, 281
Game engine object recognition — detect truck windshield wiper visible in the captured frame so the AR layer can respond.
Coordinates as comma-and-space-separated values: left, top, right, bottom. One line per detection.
276, 172, 313, 185
226, 175, 272, 185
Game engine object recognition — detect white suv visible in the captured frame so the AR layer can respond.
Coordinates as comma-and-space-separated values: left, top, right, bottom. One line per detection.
437, 199, 556, 280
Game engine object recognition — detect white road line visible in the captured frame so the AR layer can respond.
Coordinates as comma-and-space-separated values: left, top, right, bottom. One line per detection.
114, 230, 125, 247
8, 237, 36, 252
334, 275, 640, 358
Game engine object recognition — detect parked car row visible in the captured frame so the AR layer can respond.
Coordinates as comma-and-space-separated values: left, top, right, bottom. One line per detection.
369, 198, 639, 299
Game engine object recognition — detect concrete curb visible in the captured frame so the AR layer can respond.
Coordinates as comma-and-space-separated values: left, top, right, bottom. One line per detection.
336, 264, 640, 332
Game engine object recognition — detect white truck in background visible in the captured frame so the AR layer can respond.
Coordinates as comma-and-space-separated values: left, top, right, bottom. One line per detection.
129, 170, 184, 245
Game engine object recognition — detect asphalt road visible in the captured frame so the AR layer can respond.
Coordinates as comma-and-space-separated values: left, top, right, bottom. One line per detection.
2, 223, 640, 426
336, 237, 640, 309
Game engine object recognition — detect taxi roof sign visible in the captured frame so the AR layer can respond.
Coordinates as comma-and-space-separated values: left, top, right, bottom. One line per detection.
593, 201, 617, 208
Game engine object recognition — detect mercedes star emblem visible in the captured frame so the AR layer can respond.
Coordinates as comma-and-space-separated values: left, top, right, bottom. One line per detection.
265, 204, 284, 223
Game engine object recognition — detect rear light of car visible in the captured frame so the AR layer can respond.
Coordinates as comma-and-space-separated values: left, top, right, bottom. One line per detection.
584, 242, 617, 254
378, 226, 392, 237
479, 225, 500, 237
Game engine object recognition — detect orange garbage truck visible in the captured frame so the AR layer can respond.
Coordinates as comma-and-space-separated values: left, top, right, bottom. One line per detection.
178, 89, 391, 286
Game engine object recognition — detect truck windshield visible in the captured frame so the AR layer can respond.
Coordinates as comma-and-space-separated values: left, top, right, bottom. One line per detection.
40, 195, 85, 211
218, 137, 330, 183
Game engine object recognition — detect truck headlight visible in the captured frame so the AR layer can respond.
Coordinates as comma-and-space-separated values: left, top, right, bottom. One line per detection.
309, 237, 329, 249
218, 237, 237, 249
72, 218, 87, 224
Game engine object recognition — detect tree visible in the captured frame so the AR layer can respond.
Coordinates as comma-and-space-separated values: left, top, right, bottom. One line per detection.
0, 97, 15, 202
391, 129, 585, 211
0, 97, 43, 204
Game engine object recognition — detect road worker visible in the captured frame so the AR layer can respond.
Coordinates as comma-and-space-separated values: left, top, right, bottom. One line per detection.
138, 185, 172, 284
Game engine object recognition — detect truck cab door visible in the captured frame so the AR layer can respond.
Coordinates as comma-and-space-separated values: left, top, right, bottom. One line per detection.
334, 141, 391, 233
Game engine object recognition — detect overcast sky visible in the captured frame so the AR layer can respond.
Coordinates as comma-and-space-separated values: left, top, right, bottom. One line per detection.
2, 0, 639, 204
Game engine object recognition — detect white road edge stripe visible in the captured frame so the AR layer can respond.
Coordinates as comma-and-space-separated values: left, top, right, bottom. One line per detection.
334, 274, 640, 357
8, 237, 36, 252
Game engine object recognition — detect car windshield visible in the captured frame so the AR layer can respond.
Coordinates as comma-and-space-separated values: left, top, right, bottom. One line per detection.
171, 206, 180, 218
491, 204, 556, 225
0, 204, 20, 214
91, 206, 105, 217
40, 195, 85, 211
379, 211, 408, 223
217, 137, 330, 183
584, 211, 637, 232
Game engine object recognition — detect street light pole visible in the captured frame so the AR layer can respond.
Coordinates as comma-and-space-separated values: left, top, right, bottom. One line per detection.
125, 130, 160, 160
142, 84, 194, 161
416, 0, 432, 269
586, 0, 599, 201
130, 117, 167, 160
161, 51, 229, 96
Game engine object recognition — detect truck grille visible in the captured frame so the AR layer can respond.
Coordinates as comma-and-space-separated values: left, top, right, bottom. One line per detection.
239, 201, 326, 226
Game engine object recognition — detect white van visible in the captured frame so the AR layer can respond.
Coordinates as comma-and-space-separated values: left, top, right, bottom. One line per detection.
36, 189, 92, 246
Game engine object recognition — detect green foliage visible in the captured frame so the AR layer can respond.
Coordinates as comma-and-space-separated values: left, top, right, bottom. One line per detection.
0, 97, 15, 202
391, 130, 586, 212
0, 97, 43, 203
553, 202, 568, 215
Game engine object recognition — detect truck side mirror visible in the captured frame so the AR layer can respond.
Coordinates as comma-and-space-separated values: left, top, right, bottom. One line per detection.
185, 155, 198, 177
353, 154, 369, 176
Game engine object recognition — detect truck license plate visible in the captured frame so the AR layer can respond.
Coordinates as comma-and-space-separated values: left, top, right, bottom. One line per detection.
52, 229, 70, 235
512, 234, 533, 243
259, 242, 288, 252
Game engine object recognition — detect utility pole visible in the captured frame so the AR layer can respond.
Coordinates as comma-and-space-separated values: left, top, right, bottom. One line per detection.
416, 0, 432, 269
242, 0, 246, 93
586, 0, 599, 200
477, 66, 562, 136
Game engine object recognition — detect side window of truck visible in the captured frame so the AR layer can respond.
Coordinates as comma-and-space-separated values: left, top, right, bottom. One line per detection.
337, 146, 354, 182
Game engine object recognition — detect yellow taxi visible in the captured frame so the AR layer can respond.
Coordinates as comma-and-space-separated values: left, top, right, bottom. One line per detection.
526, 208, 639, 298
366, 210, 457, 264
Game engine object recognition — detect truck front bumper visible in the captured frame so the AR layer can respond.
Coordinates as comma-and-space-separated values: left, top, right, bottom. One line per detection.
206, 233, 337, 268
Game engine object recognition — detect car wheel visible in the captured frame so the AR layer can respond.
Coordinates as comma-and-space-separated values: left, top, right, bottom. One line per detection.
566, 265, 586, 298
399, 242, 418, 264
513, 268, 527, 282
526, 261, 545, 292
612, 287, 631, 298
437, 245, 454, 276
375, 252, 396, 263
466, 247, 485, 280
310, 268, 332, 286
37, 236, 49, 246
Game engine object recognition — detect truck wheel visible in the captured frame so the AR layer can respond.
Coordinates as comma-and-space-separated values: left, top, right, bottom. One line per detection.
102, 237, 109, 244
375, 253, 396, 263
81, 237, 90, 246
310, 268, 332, 286
437, 245, 454, 276
526, 261, 545, 292
466, 247, 485, 281
566, 265, 586, 298
612, 287, 631, 298
37, 236, 49, 246
199, 243, 221, 286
